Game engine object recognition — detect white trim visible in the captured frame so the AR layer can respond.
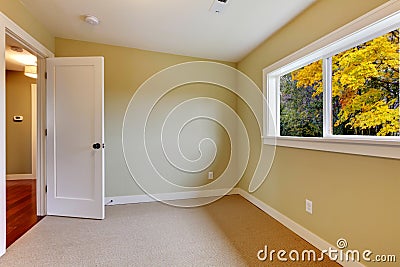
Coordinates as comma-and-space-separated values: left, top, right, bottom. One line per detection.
31, 84, 37, 179
0, 13, 53, 59
6, 174, 35, 180
264, 136, 400, 159
36, 58, 47, 216
236, 188, 365, 267
105, 188, 240, 205
0, 10, 54, 257
263, 2, 400, 159
0, 14, 6, 258
322, 57, 332, 137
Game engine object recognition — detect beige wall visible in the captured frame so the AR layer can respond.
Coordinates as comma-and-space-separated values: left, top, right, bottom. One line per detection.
237, 0, 399, 265
0, 0, 54, 52
2, 1, 399, 263
55, 37, 237, 197
6, 70, 35, 174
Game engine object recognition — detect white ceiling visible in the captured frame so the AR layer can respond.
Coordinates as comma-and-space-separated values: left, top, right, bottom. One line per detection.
5, 35, 37, 71
19, 0, 314, 62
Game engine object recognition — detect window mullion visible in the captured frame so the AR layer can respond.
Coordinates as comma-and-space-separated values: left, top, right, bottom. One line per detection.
265, 75, 279, 137
276, 77, 280, 137
323, 57, 332, 137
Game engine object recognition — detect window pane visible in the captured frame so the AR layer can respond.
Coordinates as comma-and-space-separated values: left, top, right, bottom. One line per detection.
280, 60, 323, 137
332, 29, 400, 136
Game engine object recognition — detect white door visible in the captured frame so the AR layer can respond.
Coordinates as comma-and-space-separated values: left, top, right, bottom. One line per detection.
46, 57, 104, 219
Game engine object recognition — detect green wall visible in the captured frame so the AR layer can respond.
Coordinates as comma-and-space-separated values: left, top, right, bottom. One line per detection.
55, 37, 237, 197
237, 0, 399, 266
2, 1, 399, 265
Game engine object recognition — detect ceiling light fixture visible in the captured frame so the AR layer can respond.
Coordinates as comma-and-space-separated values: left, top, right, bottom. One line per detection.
84, 15, 100, 25
24, 65, 37, 79
10, 46, 23, 53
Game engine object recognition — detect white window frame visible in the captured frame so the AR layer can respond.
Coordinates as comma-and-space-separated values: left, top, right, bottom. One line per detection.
263, 2, 400, 159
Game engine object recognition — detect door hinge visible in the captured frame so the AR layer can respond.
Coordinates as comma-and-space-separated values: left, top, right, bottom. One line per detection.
45, 129, 47, 136
45, 72, 48, 79
45, 185, 48, 193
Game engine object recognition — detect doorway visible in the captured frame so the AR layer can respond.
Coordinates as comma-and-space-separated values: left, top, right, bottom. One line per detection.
1, 12, 104, 256
0, 13, 54, 256
4, 34, 43, 247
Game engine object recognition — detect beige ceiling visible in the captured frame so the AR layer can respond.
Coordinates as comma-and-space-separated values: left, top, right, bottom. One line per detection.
19, 0, 314, 62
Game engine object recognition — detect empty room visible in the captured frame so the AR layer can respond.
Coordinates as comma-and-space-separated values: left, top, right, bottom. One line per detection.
0, 0, 399, 266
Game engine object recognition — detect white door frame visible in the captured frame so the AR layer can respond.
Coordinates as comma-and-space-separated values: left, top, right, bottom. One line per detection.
31, 84, 37, 180
0, 11, 53, 256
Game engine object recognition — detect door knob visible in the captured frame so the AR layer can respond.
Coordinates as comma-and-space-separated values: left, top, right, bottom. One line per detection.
93, 143, 101, 149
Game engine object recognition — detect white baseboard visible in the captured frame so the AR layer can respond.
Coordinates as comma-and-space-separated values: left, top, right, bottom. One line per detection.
236, 188, 364, 267
105, 188, 240, 206
6, 174, 35, 180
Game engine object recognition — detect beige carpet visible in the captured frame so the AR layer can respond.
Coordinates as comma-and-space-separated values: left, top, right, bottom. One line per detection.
0, 195, 340, 267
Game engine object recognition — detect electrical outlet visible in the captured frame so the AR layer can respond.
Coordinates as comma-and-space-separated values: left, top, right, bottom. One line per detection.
208, 171, 214, 180
306, 199, 313, 214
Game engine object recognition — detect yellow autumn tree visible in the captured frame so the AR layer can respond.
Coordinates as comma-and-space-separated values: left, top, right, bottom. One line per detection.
292, 29, 399, 136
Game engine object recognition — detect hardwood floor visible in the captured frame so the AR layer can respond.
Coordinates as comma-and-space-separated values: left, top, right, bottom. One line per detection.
6, 179, 44, 248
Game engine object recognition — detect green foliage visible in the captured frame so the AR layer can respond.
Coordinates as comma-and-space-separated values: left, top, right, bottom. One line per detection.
280, 68, 323, 137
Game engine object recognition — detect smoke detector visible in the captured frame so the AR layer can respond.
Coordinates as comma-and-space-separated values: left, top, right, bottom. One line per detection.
84, 15, 100, 25
210, 0, 229, 14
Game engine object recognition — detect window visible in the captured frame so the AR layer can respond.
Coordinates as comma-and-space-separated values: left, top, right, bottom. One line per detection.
331, 31, 399, 136
280, 60, 323, 137
264, 7, 400, 159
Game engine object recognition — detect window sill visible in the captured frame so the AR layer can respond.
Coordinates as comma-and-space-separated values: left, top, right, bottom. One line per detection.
263, 136, 400, 159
